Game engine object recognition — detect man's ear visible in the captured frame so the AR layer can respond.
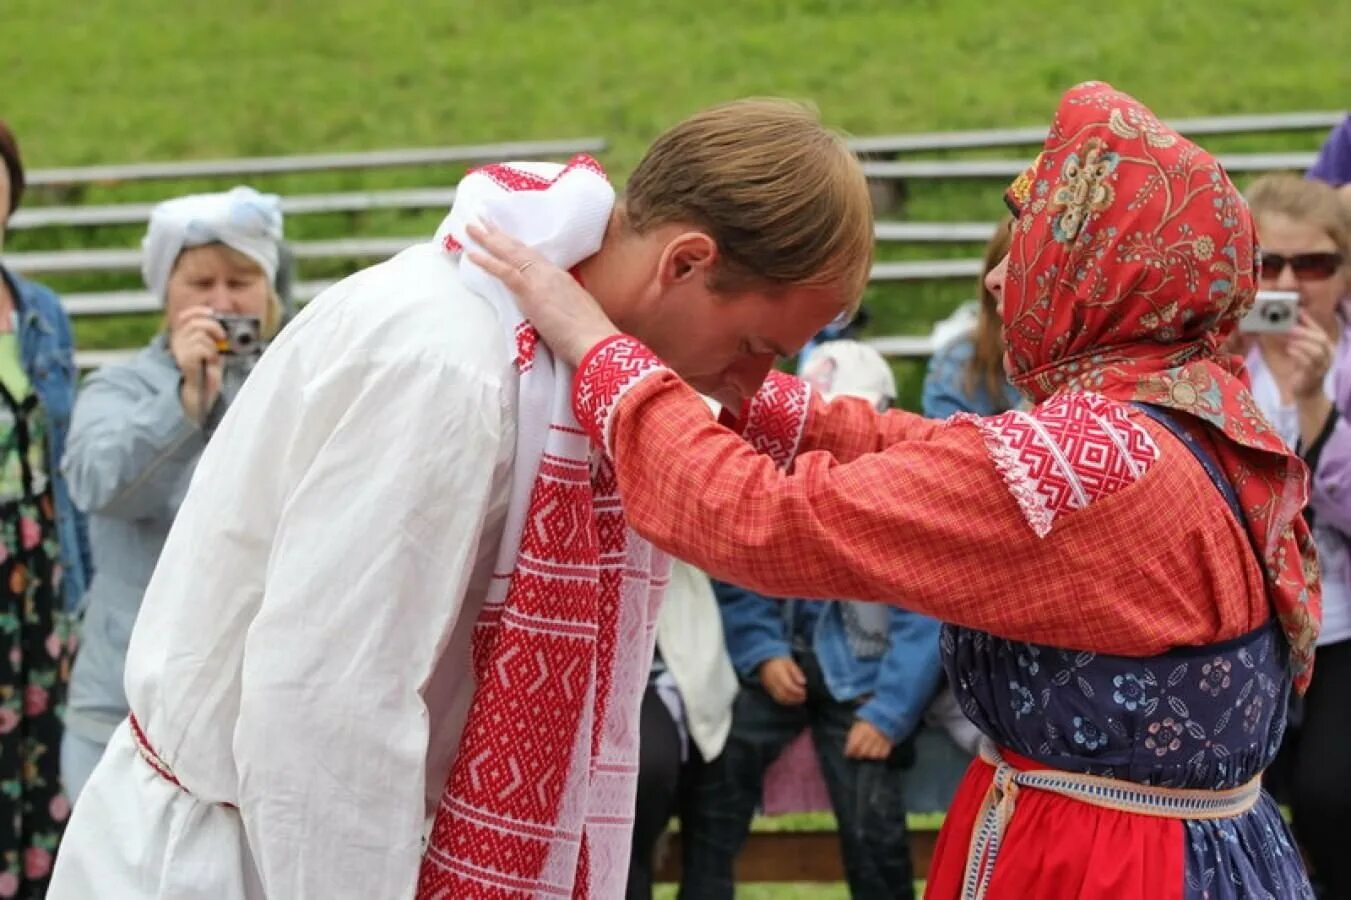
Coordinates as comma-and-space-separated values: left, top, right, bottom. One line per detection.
657, 232, 718, 286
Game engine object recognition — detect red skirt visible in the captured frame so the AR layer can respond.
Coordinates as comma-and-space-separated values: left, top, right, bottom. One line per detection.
924, 750, 1185, 900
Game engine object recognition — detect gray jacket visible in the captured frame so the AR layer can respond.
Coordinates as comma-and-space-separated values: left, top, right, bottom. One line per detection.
62, 337, 241, 743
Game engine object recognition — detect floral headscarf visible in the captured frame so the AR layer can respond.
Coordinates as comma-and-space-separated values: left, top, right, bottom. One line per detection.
1002, 81, 1321, 691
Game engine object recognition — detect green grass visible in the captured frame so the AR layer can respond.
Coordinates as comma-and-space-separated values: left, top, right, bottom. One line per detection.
8, 0, 1350, 410
8, 0, 1350, 174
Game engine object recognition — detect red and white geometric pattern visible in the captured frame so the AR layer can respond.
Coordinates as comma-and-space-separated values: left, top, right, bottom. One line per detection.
956, 393, 1159, 538
574, 335, 667, 456
472, 154, 609, 194
742, 370, 812, 470
515, 322, 541, 373
419, 154, 667, 899
440, 154, 608, 253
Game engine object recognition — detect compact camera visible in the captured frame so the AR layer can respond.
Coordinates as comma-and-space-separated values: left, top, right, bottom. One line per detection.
213, 314, 263, 357
1238, 290, 1300, 334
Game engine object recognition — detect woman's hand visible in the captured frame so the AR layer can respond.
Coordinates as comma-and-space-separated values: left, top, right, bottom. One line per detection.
169, 305, 225, 424
1258, 312, 1336, 448
1284, 314, 1336, 402
465, 221, 620, 368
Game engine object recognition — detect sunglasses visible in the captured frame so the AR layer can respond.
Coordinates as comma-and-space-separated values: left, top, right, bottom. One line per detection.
1259, 251, 1344, 282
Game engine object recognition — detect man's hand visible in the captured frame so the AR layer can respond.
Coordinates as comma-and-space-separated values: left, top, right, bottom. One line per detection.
758, 657, 807, 706
844, 719, 893, 760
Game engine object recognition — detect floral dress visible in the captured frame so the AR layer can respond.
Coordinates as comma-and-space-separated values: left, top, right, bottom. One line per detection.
0, 372, 75, 898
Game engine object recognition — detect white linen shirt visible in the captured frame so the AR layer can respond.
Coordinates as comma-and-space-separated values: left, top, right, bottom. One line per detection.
50, 242, 520, 899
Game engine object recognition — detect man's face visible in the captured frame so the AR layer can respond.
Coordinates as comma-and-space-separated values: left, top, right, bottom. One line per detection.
634, 279, 846, 410
614, 229, 850, 409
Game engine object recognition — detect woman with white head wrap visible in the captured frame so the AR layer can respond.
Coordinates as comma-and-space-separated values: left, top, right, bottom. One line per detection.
60, 187, 284, 801
143, 186, 285, 422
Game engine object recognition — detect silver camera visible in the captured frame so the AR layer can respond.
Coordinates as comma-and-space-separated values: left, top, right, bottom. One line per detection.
213, 314, 263, 357
1238, 291, 1299, 334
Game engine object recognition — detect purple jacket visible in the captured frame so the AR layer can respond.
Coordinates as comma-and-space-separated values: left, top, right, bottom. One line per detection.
1311, 336, 1351, 545
1247, 336, 1351, 588
1308, 115, 1351, 187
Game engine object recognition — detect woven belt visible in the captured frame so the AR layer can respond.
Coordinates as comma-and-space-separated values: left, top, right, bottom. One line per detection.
128, 713, 237, 809
963, 741, 1262, 900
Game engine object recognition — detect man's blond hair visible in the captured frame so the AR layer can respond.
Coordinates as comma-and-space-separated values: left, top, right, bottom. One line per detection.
623, 98, 873, 308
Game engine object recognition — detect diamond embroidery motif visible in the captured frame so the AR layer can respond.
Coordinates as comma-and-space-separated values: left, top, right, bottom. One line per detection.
961, 394, 1159, 537
743, 370, 811, 470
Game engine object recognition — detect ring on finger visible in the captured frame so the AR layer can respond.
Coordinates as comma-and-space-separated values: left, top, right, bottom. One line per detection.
518, 260, 535, 274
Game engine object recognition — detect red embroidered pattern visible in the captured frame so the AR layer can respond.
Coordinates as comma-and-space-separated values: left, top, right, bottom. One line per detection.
574, 336, 666, 455
958, 393, 1159, 538
515, 322, 540, 373
441, 155, 608, 255
470, 154, 609, 193
420, 453, 604, 898
419, 152, 663, 899
742, 370, 811, 470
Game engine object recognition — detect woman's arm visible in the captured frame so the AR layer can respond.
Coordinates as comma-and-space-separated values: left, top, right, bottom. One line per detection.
61, 363, 207, 520
573, 336, 1227, 654
729, 369, 942, 471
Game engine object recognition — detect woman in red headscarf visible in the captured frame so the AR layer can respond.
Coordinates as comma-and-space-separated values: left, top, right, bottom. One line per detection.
468, 82, 1317, 899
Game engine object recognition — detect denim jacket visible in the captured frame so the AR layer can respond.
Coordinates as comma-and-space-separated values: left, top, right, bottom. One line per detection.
61, 337, 249, 743
714, 580, 943, 743
2, 267, 90, 611
921, 331, 1022, 419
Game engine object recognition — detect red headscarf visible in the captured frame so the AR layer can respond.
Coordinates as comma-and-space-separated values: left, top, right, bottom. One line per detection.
1002, 81, 1321, 691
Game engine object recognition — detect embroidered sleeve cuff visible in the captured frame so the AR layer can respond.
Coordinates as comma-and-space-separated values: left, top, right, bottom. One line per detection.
573, 335, 669, 456
951, 394, 1159, 538
739, 370, 812, 470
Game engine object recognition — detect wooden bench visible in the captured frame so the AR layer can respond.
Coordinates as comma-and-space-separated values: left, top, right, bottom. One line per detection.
874, 221, 997, 243
846, 110, 1344, 156
9, 187, 459, 231
11, 240, 987, 292
8, 237, 419, 277
654, 825, 940, 883
849, 111, 1339, 211
25, 138, 607, 191
860, 151, 1316, 183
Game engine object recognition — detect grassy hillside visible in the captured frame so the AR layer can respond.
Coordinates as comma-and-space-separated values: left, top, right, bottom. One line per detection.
7, 0, 1348, 409
8, 0, 1348, 171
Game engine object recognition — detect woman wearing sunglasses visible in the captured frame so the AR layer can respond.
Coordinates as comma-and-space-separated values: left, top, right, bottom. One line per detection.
1243, 172, 1351, 899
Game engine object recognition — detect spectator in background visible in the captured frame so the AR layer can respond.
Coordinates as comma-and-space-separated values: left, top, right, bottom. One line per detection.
1309, 115, 1351, 201
60, 187, 286, 801
798, 305, 870, 372
0, 119, 91, 896
679, 340, 942, 900
921, 215, 1020, 419
1243, 173, 1351, 899
627, 560, 738, 900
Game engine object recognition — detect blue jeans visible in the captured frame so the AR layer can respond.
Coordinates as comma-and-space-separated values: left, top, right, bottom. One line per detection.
678, 648, 916, 900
